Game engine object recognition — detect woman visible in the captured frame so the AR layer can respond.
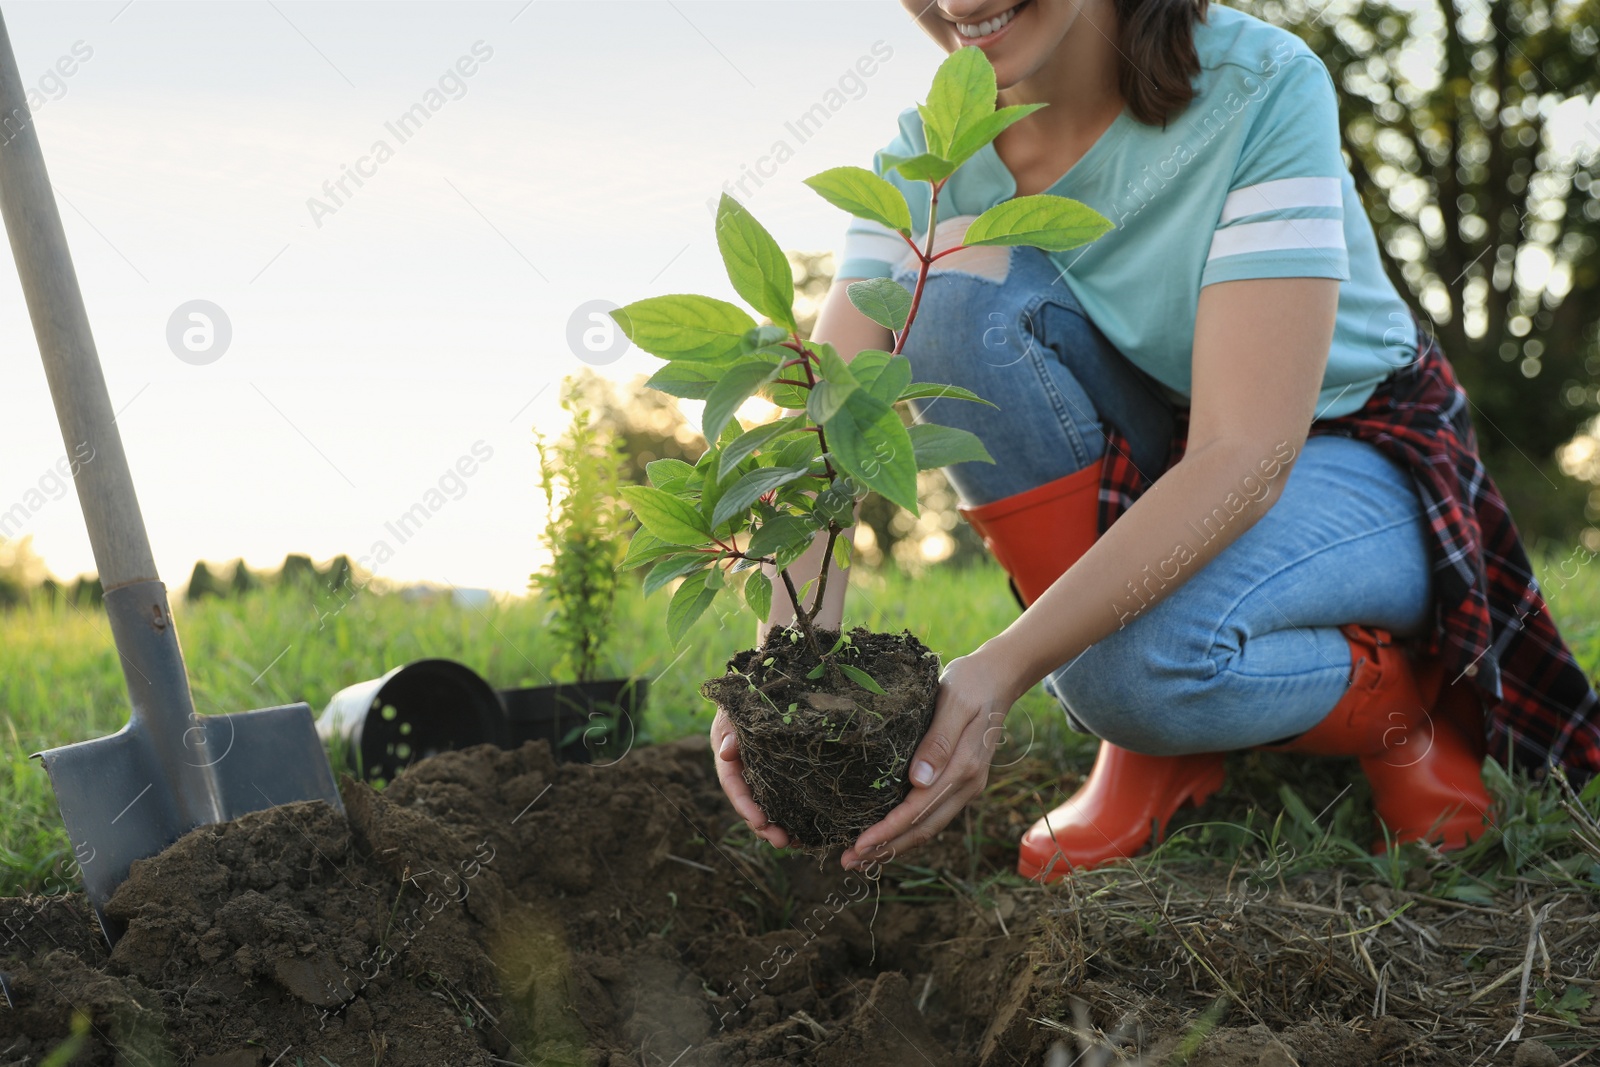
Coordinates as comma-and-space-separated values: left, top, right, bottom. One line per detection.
712, 0, 1600, 880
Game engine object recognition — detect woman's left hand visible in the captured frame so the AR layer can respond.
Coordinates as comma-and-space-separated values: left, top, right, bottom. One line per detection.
839, 644, 1021, 870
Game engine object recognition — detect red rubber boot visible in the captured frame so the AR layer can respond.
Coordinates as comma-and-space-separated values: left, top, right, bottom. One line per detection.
959, 463, 1100, 606
960, 465, 1229, 883
1016, 743, 1228, 881
1269, 625, 1493, 851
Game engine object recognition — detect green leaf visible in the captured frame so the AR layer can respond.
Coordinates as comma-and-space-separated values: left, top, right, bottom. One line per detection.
763, 379, 810, 411
908, 422, 994, 469
947, 102, 1046, 164
831, 531, 853, 572
846, 279, 912, 332
716, 415, 746, 449
619, 530, 679, 571
743, 569, 772, 620
807, 378, 858, 425
773, 432, 820, 471
620, 485, 711, 546
962, 195, 1114, 252
698, 450, 730, 528
644, 553, 712, 597
645, 458, 697, 492
666, 569, 718, 646
775, 539, 813, 570
712, 464, 811, 530
613, 295, 755, 362
703, 360, 782, 444
897, 381, 996, 407
719, 415, 804, 481
880, 151, 957, 184
813, 483, 857, 525
747, 514, 816, 559
742, 324, 791, 351
802, 167, 912, 235
828, 390, 919, 513
810, 343, 853, 381
847, 348, 892, 381
714, 193, 797, 331
859, 353, 913, 407
644, 360, 722, 400
838, 662, 886, 695
920, 47, 996, 160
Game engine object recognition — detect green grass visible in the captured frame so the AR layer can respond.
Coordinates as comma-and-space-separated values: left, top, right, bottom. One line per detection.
3, 549, 1598, 896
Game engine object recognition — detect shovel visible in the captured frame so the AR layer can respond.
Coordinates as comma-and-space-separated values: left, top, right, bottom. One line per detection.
0, 10, 343, 945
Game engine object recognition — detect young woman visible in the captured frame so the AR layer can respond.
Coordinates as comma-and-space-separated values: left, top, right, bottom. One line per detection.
712, 0, 1600, 880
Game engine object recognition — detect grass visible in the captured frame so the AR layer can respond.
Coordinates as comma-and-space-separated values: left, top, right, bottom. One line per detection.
3, 547, 1599, 898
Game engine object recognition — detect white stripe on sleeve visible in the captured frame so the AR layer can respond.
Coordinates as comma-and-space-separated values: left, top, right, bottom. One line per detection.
837, 220, 909, 275
1219, 177, 1342, 224
1205, 218, 1346, 262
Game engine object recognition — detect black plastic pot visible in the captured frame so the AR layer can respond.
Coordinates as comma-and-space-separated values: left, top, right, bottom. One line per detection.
316, 658, 510, 782
497, 678, 647, 765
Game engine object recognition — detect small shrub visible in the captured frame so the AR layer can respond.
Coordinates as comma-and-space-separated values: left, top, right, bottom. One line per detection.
530, 380, 632, 682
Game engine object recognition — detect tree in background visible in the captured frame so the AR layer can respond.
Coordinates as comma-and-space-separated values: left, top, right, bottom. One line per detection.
1238, 0, 1600, 541
0, 537, 46, 608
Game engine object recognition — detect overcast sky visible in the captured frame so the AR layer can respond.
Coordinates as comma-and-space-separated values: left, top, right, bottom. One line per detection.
0, 1, 942, 592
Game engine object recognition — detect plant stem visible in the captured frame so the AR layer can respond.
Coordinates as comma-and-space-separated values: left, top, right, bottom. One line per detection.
805, 524, 843, 625
799, 350, 839, 483
777, 565, 822, 656
892, 177, 946, 357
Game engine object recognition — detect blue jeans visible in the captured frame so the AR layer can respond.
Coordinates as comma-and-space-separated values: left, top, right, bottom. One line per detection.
892, 244, 1434, 756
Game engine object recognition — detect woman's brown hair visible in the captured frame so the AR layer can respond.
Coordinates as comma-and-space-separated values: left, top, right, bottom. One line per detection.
1114, 0, 1209, 127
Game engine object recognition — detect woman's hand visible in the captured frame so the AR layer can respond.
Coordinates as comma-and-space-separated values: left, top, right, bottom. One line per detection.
839, 644, 1023, 870
710, 706, 791, 848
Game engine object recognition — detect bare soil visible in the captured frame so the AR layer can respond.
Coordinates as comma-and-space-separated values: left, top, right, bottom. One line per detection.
1, 739, 1595, 1065
702, 626, 940, 852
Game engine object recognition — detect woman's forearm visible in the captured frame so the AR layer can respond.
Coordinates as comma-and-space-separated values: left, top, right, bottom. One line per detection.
979, 435, 1302, 701
759, 527, 852, 643
754, 279, 890, 644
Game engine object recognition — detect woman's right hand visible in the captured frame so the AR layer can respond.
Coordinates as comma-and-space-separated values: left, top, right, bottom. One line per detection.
710, 707, 790, 848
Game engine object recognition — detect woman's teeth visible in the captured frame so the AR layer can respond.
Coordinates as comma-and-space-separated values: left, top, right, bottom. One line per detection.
956, 3, 1020, 38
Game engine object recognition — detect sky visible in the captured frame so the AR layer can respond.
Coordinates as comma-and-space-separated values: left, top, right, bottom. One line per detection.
0, 1, 944, 594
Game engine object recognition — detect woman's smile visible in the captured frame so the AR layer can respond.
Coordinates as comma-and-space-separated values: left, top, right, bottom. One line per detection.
952, 0, 1030, 42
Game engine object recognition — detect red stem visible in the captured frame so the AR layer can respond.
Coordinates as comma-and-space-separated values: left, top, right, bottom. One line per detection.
892, 178, 946, 356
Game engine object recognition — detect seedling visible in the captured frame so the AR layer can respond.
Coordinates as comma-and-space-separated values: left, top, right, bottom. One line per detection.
613, 46, 1112, 850
614, 47, 1107, 657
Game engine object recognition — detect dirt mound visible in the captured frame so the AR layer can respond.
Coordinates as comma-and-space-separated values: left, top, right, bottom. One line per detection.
1, 740, 1593, 1065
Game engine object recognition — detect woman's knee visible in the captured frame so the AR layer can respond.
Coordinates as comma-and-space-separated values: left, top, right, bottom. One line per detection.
1049, 625, 1227, 756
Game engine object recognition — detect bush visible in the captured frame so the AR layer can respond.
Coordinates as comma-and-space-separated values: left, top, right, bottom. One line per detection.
530, 380, 632, 682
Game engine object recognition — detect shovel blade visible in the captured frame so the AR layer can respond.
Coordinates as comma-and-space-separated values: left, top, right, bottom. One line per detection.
38, 702, 342, 944
208, 702, 344, 820
38, 726, 182, 941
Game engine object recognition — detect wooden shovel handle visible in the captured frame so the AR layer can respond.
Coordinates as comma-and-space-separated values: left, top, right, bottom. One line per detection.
0, 10, 158, 591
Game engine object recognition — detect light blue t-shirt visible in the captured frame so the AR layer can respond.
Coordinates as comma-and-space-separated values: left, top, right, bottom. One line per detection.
836, 6, 1415, 418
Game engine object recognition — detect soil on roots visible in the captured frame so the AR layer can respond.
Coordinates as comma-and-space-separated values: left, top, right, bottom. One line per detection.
701, 626, 940, 853
0, 740, 1592, 1066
